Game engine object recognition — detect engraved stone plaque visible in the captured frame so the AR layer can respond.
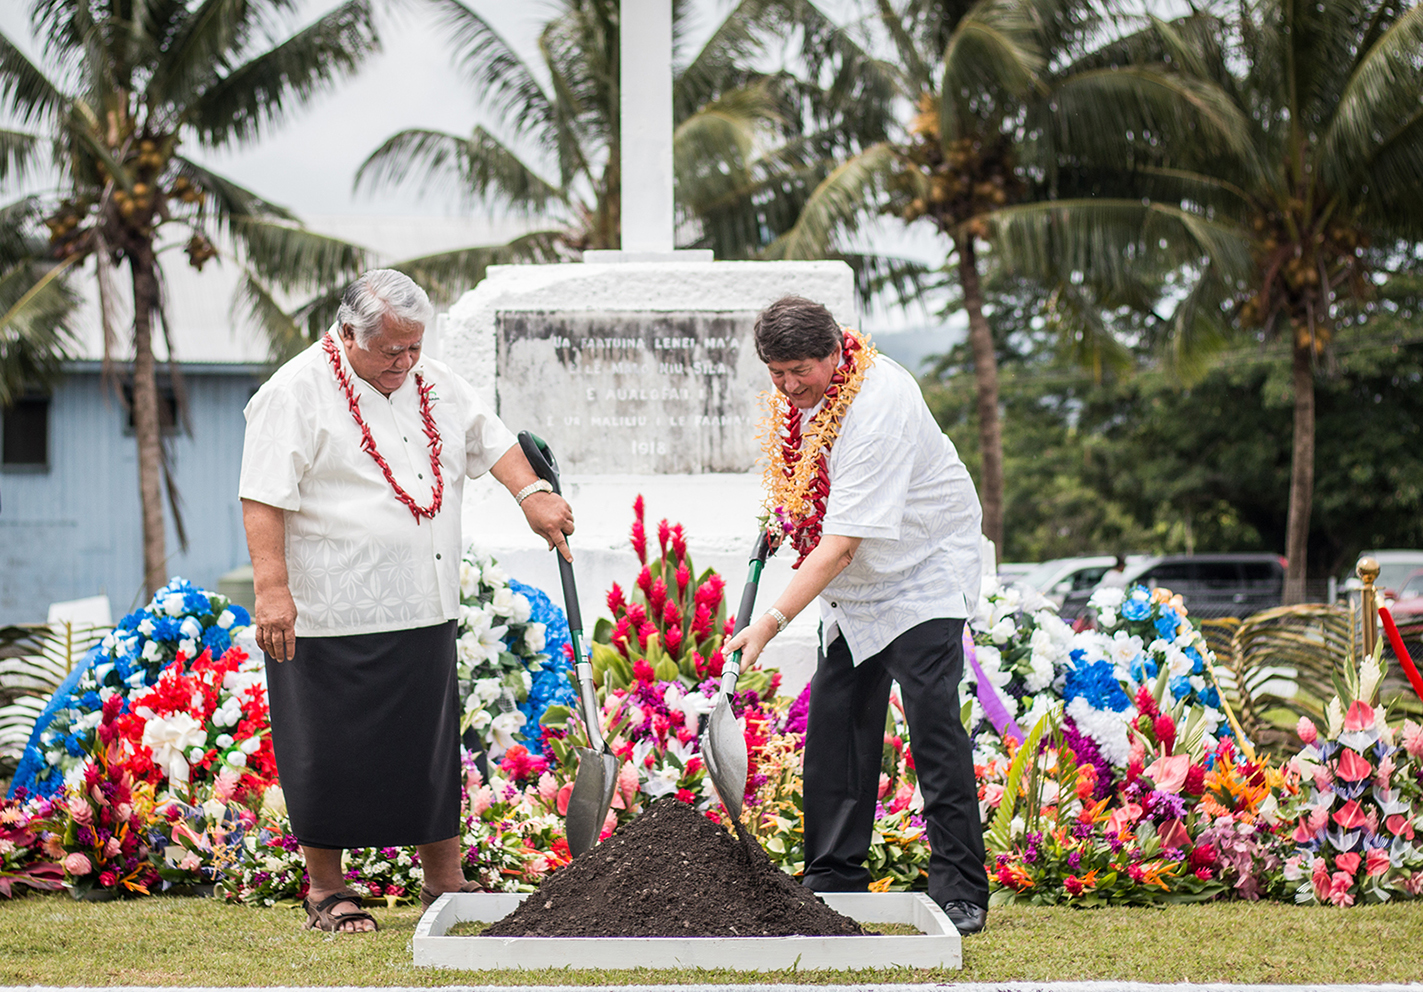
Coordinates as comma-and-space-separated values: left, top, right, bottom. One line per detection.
495, 310, 765, 474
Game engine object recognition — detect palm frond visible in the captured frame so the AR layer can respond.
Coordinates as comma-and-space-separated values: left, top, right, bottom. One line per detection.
427, 0, 558, 147
232, 268, 310, 363
986, 198, 1254, 298
146, 0, 269, 108
354, 127, 564, 215
1356, 110, 1423, 240
1318, 4, 1423, 193
0, 27, 67, 127
940, 0, 1044, 137
228, 216, 371, 292
762, 142, 896, 260
674, 83, 782, 202
0, 256, 82, 407
184, 0, 379, 149
0, 620, 105, 775
1040, 66, 1258, 172
174, 156, 296, 224
0, 127, 42, 184
393, 230, 568, 303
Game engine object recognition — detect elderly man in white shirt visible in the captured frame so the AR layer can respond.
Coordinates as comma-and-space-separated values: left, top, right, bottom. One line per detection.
239, 269, 573, 933
725, 295, 989, 936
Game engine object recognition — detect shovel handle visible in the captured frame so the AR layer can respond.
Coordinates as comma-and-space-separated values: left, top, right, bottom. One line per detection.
518, 431, 582, 633
517, 431, 601, 751
720, 531, 774, 695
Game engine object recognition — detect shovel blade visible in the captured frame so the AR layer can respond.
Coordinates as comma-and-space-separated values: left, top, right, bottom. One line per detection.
701, 696, 747, 825
565, 746, 620, 858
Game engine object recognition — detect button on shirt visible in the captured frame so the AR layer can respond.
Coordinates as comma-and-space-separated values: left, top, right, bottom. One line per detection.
239, 330, 516, 637
814, 355, 982, 664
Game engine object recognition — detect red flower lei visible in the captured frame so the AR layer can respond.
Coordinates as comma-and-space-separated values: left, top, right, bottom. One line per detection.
761, 330, 875, 568
323, 333, 444, 522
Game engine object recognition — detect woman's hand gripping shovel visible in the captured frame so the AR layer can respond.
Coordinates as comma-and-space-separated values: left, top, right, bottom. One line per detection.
518, 431, 619, 857
700, 530, 774, 833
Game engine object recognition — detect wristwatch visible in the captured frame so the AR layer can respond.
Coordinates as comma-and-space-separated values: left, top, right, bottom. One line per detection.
516, 480, 554, 505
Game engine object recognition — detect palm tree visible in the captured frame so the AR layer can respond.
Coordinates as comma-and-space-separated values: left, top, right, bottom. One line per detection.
0, 0, 382, 596
766, 0, 1254, 551
1127, 0, 1423, 602
352, 0, 904, 294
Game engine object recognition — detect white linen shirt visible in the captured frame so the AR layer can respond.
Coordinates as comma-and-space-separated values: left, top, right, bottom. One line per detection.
239, 329, 517, 637
813, 355, 983, 664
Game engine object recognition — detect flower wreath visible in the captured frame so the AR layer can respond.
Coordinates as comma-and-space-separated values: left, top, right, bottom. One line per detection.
758, 328, 876, 567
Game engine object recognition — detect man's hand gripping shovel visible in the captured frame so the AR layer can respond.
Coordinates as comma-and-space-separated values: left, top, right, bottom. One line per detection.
518, 431, 619, 858
700, 530, 774, 837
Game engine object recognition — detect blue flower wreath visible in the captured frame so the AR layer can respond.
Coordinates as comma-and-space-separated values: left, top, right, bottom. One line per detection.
507, 580, 576, 749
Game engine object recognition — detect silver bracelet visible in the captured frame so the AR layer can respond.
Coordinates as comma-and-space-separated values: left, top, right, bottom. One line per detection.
766, 607, 788, 633
516, 479, 554, 505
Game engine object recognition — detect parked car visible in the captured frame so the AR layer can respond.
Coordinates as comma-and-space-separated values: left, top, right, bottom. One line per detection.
1341, 550, 1423, 600
1389, 569, 1423, 618
1013, 556, 1140, 610
996, 561, 1037, 584
1061, 553, 1287, 621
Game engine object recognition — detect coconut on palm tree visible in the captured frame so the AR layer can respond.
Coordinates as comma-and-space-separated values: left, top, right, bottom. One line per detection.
0, 0, 382, 596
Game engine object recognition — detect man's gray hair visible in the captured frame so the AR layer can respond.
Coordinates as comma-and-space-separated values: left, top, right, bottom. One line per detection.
337, 269, 435, 347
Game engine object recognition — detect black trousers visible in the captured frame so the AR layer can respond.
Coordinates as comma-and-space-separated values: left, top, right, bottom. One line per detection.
801, 617, 989, 908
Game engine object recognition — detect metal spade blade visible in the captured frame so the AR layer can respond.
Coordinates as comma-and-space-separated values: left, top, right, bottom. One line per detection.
517, 430, 621, 858
566, 744, 620, 857
700, 531, 773, 828
702, 693, 748, 824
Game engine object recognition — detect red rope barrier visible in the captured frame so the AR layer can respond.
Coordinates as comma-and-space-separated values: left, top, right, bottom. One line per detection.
1379, 606, 1423, 704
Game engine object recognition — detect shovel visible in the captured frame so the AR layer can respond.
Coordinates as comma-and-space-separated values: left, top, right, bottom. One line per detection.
701, 530, 774, 828
517, 431, 619, 858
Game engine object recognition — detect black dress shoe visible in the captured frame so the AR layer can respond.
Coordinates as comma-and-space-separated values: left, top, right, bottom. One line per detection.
941, 899, 987, 935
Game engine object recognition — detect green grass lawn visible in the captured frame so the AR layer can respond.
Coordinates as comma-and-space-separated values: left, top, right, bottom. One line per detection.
1, 892, 1420, 985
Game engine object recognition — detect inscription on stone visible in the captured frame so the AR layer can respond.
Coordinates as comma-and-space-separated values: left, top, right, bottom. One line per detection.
496, 310, 764, 473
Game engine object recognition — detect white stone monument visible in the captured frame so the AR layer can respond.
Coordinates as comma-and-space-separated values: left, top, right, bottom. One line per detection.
447, 0, 856, 691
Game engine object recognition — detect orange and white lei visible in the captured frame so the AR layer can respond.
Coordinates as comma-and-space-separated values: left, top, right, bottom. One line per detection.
759, 328, 876, 568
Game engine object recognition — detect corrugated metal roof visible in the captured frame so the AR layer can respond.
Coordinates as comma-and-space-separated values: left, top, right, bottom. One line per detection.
62, 214, 538, 364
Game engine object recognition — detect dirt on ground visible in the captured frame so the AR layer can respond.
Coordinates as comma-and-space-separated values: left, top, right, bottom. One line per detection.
482, 796, 866, 937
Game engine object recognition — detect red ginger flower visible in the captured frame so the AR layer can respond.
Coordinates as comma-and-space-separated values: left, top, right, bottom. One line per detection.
671, 524, 687, 562
658, 519, 671, 558
650, 577, 669, 615
675, 562, 691, 600
636, 565, 653, 599
633, 659, 656, 683
625, 603, 647, 626
695, 575, 725, 610
1134, 686, 1159, 717
631, 495, 647, 564
611, 616, 633, 657
664, 624, 683, 655
637, 621, 657, 650
607, 582, 627, 616
1153, 713, 1176, 754
722, 616, 736, 639
1183, 763, 1206, 795
691, 604, 713, 639
662, 599, 681, 629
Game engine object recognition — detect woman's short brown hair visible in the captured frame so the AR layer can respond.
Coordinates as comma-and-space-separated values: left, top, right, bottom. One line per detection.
753, 296, 842, 363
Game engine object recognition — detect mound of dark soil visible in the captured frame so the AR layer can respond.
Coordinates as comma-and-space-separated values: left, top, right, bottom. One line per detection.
482, 796, 865, 937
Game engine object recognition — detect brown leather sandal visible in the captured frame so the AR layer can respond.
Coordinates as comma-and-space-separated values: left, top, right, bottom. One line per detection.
419, 880, 485, 912
303, 890, 379, 933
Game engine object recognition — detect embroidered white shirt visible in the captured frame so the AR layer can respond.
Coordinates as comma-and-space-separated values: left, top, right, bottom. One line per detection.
812, 355, 983, 663
239, 330, 516, 637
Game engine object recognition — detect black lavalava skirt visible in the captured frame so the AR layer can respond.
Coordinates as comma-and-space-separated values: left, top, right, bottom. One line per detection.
264, 619, 462, 849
